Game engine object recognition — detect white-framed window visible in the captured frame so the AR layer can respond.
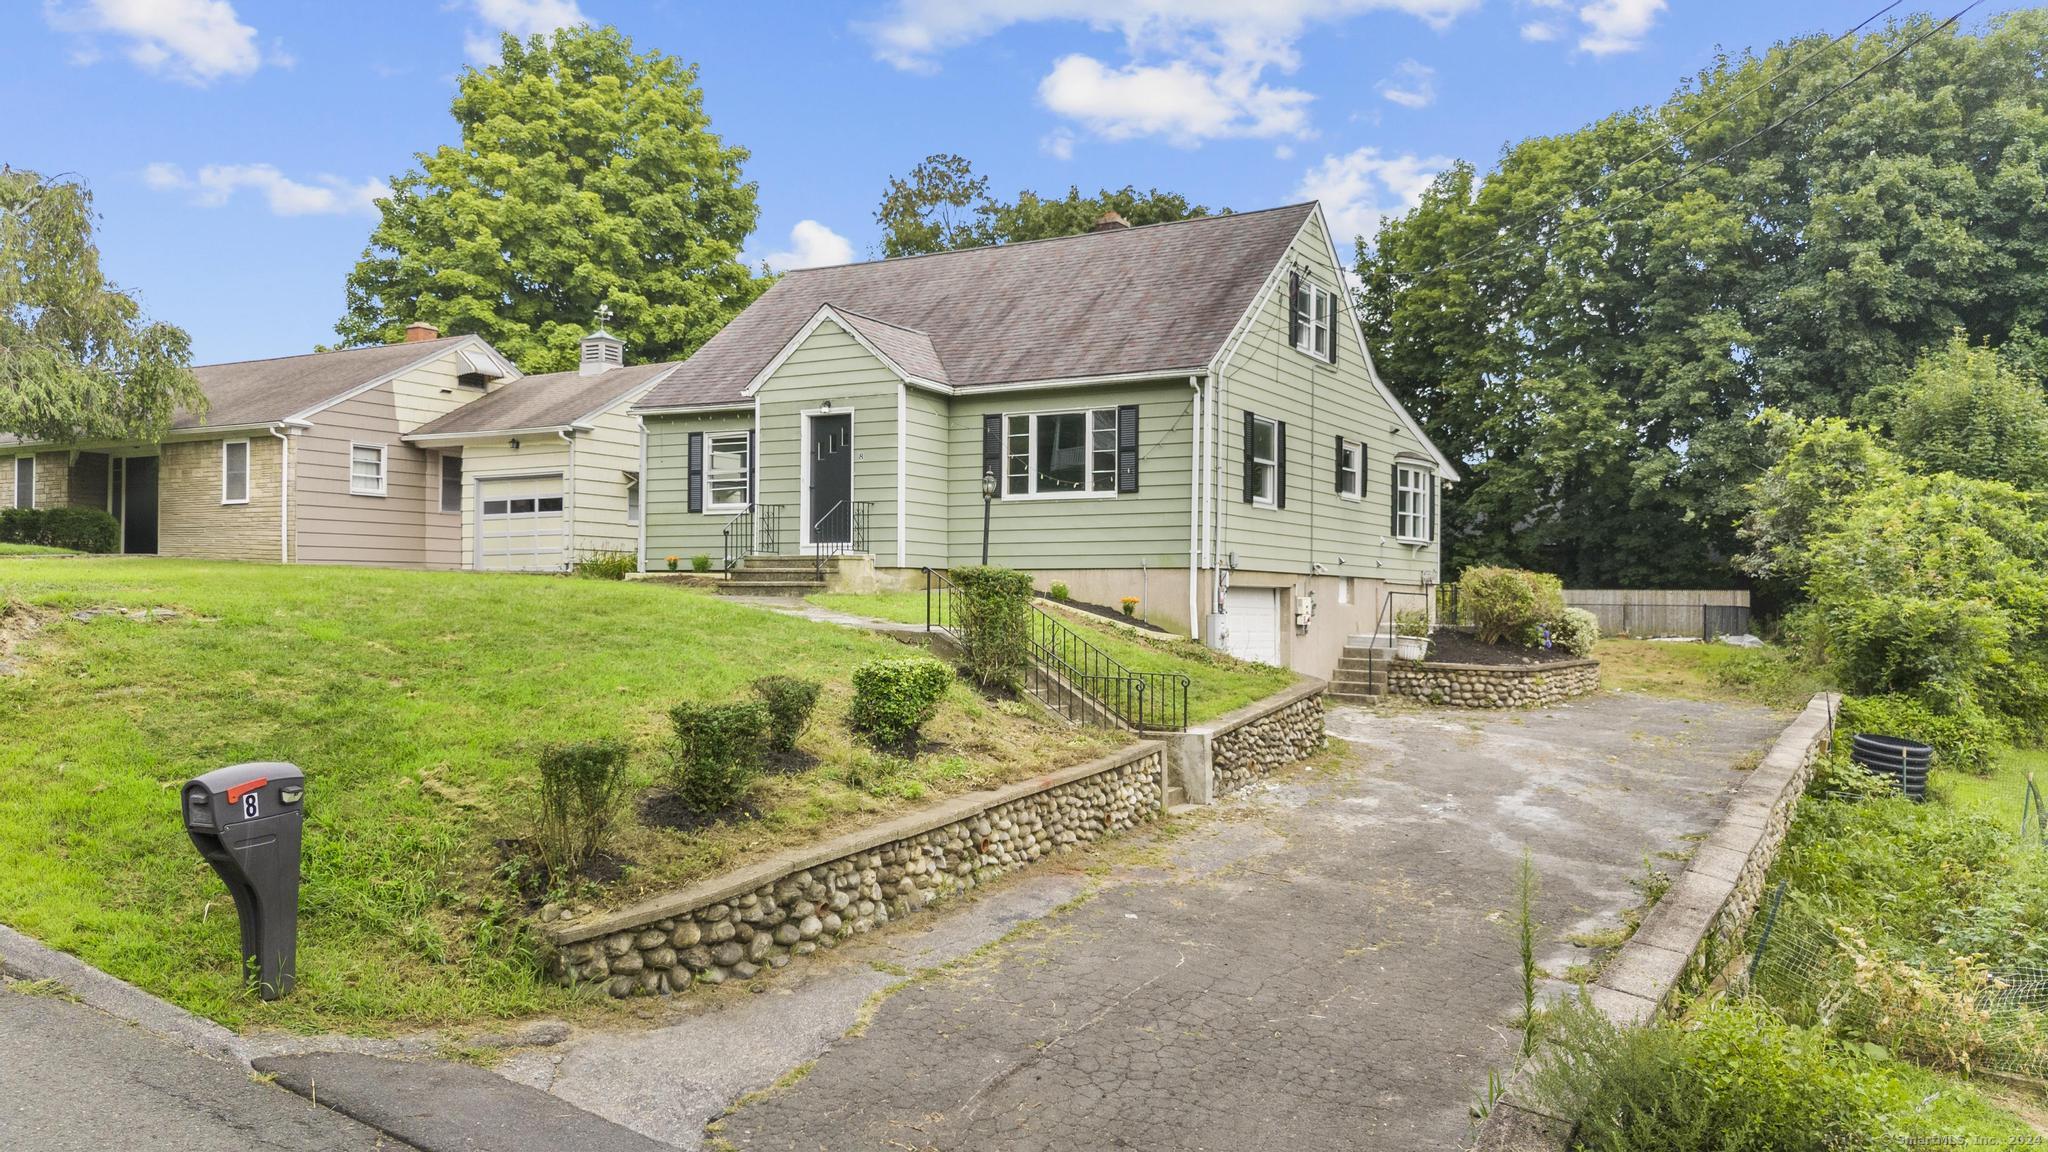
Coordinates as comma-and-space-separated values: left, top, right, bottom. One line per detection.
704, 432, 749, 512
1293, 276, 1334, 359
439, 454, 462, 513
1002, 408, 1118, 498
625, 471, 642, 525
13, 455, 33, 509
221, 440, 250, 504
1248, 415, 1278, 507
1336, 438, 1361, 500
350, 443, 388, 496
1395, 463, 1434, 542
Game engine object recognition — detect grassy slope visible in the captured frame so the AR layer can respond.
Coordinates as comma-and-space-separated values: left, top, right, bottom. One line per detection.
1594, 637, 1830, 710
807, 591, 1299, 723
0, 559, 1116, 1032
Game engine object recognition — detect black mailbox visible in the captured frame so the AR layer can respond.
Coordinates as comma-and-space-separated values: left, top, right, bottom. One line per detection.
183, 762, 305, 1000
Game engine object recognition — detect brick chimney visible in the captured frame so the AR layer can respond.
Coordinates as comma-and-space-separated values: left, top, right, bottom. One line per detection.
1090, 211, 1131, 232
403, 321, 440, 343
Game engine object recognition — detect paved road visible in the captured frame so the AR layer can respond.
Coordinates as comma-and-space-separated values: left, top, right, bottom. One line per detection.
0, 981, 409, 1151
705, 692, 1786, 1151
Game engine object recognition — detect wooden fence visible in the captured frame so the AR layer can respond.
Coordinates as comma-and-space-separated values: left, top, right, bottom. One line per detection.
1563, 589, 1752, 638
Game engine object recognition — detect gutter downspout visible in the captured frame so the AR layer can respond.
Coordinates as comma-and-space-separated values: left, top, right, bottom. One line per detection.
268, 425, 291, 564
1187, 375, 1203, 639
559, 430, 576, 570
635, 417, 648, 573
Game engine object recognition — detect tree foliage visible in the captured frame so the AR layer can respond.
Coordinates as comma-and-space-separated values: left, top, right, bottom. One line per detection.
334, 25, 767, 373
875, 153, 1221, 257
0, 167, 201, 442
1358, 12, 2048, 587
1888, 332, 2048, 489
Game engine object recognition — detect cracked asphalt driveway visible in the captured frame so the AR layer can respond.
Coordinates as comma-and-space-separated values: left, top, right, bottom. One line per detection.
708, 692, 1787, 1152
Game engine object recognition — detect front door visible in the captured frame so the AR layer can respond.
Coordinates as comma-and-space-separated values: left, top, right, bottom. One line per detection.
808, 412, 853, 545
122, 456, 159, 555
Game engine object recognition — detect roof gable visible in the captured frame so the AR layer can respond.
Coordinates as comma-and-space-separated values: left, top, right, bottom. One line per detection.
181, 337, 514, 431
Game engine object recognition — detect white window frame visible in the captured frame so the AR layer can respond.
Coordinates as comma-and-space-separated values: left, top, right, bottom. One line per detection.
350, 443, 388, 497
1000, 407, 1120, 500
1248, 415, 1279, 507
702, 431, 750, 514
12, 454, 33, 510
1395, 463, 1434, 543
439, 453, 463, 514
1337, 438, 1362, 501
625, 471, 642, 526
1293, 277, 1334, 359
220, 439, 250, 505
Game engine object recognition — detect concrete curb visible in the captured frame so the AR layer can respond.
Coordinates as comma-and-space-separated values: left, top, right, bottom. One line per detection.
0, 920, 249, 1065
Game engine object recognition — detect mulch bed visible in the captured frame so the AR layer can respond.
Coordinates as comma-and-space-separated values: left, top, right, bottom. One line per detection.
1046, 598, 1172, 634
1421, 629, 1587, 668
638, 791, 764, 835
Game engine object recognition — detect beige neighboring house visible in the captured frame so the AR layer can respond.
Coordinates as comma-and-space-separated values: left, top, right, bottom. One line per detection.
403, 332, 677, 571
0, 323, 521, 566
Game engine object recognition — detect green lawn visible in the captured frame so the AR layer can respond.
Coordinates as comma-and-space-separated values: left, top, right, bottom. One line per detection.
807, 591, 1300, 723
1939, 744, 2048, 833
0, 559, 1118, 1033
1594, 637, 1830, 710
0, 543, 76, 556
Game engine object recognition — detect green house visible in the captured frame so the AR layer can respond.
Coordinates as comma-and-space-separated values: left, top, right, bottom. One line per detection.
634, 202, 1457, 677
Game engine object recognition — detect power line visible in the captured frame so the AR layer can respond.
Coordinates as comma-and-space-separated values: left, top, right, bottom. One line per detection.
1390, 1, 1978, 287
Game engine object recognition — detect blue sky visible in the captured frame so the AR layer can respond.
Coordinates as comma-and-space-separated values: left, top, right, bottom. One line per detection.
2, 1, 2024, 364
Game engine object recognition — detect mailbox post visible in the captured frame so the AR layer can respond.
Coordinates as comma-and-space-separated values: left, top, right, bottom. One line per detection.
183, 762, 305, 1000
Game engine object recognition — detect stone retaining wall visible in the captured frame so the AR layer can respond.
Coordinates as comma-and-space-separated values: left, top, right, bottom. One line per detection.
1386, 659, 1599, 709
543, 743, 1166, 997
1210, 691, 1326, 796
1475, 693, 1840, 1152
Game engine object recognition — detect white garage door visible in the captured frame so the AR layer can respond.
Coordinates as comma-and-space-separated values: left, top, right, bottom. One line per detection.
1223, 586, 1282, 666
477, 475, 566, 572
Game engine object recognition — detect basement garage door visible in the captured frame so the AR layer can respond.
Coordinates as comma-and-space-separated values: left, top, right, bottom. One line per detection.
477, 475, 567, 572
1222, 586, 1283, 666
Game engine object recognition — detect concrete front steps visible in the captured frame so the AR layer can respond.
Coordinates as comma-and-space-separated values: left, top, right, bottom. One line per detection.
715, 554, 841, 597
1327, 634, 1395, 705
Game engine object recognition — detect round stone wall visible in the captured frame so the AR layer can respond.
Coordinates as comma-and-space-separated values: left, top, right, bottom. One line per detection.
1385, 659, 1599, 709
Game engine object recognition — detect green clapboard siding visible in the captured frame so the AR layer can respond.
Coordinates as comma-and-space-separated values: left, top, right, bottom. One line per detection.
644, 409, 752, 566
1211, 211, 1442, 584
755, 319, 902, 555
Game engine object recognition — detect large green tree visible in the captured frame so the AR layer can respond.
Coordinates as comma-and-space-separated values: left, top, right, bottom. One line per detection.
335, 25, 766, 373
0, 167, 201, 442
1888, 332, 2048, 489
876, 153, 1222, 257
1359, 11, 2048, 587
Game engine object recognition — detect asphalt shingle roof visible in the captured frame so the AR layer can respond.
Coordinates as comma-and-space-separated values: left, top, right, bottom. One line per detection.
179, 337, 490, 429
409, 361, 676, 437
636, 203, 1315, 411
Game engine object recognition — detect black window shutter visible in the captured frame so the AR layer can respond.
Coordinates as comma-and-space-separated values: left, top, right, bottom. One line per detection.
1116, 405, 1140, 493
1287, 271, 1301, 348
1328, 289, 1339, 365
1389, 463, 1400, 534
1241, 410, 1256, 504
1359, 442, 1369, 500
981, 414, 1002, 492
687, 431, 704, 513
1333, 435, 1345, 495
1429, 474, 1438, 542
746, 429, 756, 504
1276, 420, 1287, 509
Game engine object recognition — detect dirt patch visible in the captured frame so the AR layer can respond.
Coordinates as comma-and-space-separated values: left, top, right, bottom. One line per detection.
759, 747, 820, 777
637, 791, 764, 835
0, 598, 47, 676
1424, 629, 1585, 667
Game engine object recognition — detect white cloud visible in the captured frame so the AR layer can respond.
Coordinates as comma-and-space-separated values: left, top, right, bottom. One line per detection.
1295, 147, 1449, 253
1375, 59, 1435, 109
1040, 129, 1077, 160
144, 163, 386, 217
45, 0, 270, 85
862, 1, 1481, 144
1520, 21, 1560, 42
463, 0, 587, 63
1274, 143, 1295, 160
1577, 0, 1664, 55
761, 220, 855, 272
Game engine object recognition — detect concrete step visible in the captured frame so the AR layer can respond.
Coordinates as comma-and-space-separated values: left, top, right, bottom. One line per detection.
740, 554, 861, 571
715, 580, 825, 597
1325, 690, 1382, 707
729, 564, 826, 580
1329, 672, 1387, 689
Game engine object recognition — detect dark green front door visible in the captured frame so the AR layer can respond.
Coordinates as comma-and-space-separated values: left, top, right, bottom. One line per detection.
809, 413, 853, 545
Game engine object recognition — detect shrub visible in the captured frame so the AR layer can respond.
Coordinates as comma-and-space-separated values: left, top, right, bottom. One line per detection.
690, 554, 712, 573
849, 656, 952, 749
1841, 693, 1998, 775
667, 700, 768, 813
1550, 607, 1599, 657
949, 565, 1033, 689
1459, 566, 1564, 646
0, 506, 119, 552
751, 675, 820, 753
1394, 608, 1430, 638
1047, 581, 1070, 602
572, 548, 635, 580
1120, 596, 1139, 617
535, 740, 630, 877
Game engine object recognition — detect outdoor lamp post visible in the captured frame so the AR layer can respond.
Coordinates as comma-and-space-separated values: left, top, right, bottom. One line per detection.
980, 469, 997, 565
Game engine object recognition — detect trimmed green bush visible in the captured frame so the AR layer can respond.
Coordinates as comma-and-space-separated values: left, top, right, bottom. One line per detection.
1550, 606, 1599, 657
1047, 581, 1070, 602
949, 565, 1034, 689
1458, 566, 1565, 646
690, 554, 712, 573
0, 506, 119, 552
751, 675, 820, 753
535, 739, 630, 877
849, 656, 952, 749
667, 700, 768, 813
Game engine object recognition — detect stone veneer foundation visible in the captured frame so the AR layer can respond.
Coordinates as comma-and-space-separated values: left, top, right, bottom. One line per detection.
1386, 658, 1599, 708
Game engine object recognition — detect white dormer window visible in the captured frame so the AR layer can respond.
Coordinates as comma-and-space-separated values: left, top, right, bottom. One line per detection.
1292, 275, 1334, 359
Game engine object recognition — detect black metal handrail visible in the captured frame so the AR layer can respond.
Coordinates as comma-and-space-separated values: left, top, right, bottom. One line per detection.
1367, 584, 1436, 692
811, 500, 872, 576
720, 507, 753, 571
923, 567, 1188, 732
